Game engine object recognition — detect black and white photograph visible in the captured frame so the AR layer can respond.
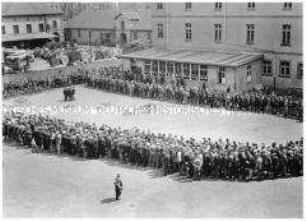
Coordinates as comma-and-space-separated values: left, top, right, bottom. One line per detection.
1, 1, 304, 218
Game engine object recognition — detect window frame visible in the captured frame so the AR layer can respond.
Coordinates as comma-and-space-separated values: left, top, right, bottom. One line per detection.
52, 20, 57, 28
39, 23, 44, 32
297, 62, 303, 79
183, 63, 191, 80
200, 65, 208, 81
262, 60, 273, 76
152, 60, 158, 75
247, 2, 255, 10
175, 63, 182, 79
185, 22, 192, 41
185, 2, 192, 11
246, 24, 255, 44
157, 23, 164, 38
215, 2, 222, 11
279, 60, 291, 78
281, 24, 291, 47
13, 25, 19, 34
144, 60, 151, 74
191, 64, 199, 80
121, 21, 125, 30
214, 24, 222, 43
159, 61, 166, 74
283, 2, 292, 10
167, 61, 174, 76
247, 64, 252, 83
131, 30, 138, 40
26, 24, 32, 33
218, 66, 226, 84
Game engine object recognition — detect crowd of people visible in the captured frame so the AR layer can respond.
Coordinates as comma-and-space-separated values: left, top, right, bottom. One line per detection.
3, 111, 303, 182
3, 64, 303, 121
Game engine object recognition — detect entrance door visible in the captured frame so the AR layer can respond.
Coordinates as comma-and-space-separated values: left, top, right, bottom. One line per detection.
120, 33, 127, 44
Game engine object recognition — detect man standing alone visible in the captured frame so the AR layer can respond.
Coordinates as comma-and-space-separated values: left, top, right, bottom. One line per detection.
114, 174, 123, 201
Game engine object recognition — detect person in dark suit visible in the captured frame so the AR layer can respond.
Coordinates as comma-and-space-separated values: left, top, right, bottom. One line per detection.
114, 174, 123, 201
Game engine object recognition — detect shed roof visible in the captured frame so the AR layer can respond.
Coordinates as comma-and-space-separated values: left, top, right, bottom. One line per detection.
3, 33, 57, 42
121, 48, 263, 67
2, 3, 62, 17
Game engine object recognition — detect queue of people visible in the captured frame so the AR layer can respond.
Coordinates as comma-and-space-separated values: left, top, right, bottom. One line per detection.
85, 70, 303, 121
3, 64, 303, 121
3, 111, 303, 182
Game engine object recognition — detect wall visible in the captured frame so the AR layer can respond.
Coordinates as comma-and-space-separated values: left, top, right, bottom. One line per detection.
2, 14, 64, 41
150, 2, 303, 89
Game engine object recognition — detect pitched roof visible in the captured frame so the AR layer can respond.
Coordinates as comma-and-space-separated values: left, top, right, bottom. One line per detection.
66, 10, 116, 29
115, 12, 140, 20
115, 10, 152, 30
2, 3, 62, 17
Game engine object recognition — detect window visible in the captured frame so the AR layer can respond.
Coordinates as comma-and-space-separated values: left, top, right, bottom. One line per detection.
2, 26, 5, 35
152, 60, 158, 75
52, 20, 57, 28
144, 60, 151, 74
157, 23, 163, 38
281, 24, 291, 46
191, 64, 199, 80
246, 24, 255, 44
26, 24, 32, 33
78, 30, 81, 37
183, 63, 191, 80
159, 61, 166, 74
13, 25, 19, 34
218, 66, 225, 84
121, 21, 125, 30
215, 2, 222, 10
247, 64, 252, 83
39, 23, 44, 32
167, 61, 174, 76
185, 2, 192, 10
279, 61, 291, 77
214, 24, 222, 42
283, 2, 292, 10
263, 60, 272, 75
247, 2, 255, 10
200, 65, 208, 81
175, 63, 182, 78
297, 63, 303, 79
131, 31, 138, 40
185, 22, 192, 40
157, 3, 163, 9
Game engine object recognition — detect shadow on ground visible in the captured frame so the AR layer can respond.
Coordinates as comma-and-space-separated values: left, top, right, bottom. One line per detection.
100, 197, 117, 204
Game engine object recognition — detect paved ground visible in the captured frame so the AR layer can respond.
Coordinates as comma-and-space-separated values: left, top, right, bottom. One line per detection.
3, 86, 303, 218
3, 143, 303, 218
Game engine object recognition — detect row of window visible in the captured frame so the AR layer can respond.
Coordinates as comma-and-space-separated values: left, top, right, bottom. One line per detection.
157, 23, 292, 46
157, 2, 293, 11
144, 60, 209, 81
143, 60, 303, 82
263, 60, 303, 78
2, 21, 58, 35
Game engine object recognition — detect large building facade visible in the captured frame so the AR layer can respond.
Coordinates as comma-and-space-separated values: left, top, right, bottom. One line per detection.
2, 3, 64, 48
123, 2, 303, 91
